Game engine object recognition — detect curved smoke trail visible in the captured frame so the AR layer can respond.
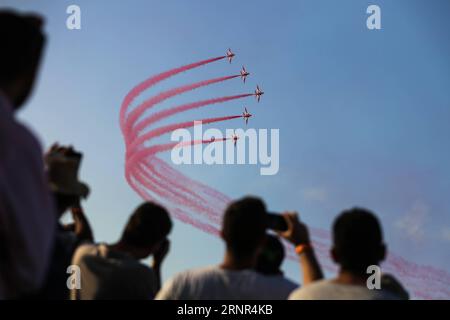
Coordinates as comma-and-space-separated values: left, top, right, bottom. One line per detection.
129, 94, 253, 144
128, 115, 241, 154
124, 74, 240, 139
120, 55, 226, 132
120, 54, 450, 299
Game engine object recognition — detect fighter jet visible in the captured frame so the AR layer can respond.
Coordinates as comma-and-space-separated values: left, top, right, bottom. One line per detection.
226, 48, 235, 63
231, 131, 239, 147
242, 107, 252, 125
254, 85, 264, 102
240, 66, 250, 83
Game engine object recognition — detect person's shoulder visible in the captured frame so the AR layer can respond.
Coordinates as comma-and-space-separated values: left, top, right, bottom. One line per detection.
0, 116, 42, 164
156, 266, 220, 300
12, 118, 42, 151
289, 279, 333, 300
72, 242, 101, 264
249, 273, 299, 300
173, 265, 221, 282
264, 274, 299, 291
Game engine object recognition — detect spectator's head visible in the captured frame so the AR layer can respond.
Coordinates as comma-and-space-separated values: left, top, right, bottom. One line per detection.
0, 10, 46, 109
221, 196, 267, 263
45, 144, 90, 216
255, 234, 285, 276
331, 208, 386, 275
120, 202, 172, 259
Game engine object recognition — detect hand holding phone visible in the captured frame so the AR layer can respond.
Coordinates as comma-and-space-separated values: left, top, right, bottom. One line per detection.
266, 212, 288, 231
276, 212, 311, 246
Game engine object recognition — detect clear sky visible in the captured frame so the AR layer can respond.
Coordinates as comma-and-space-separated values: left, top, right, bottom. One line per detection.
2, 0, 450, 293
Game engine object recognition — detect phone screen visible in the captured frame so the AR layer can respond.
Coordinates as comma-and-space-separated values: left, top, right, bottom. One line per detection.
266, 213, 288, 231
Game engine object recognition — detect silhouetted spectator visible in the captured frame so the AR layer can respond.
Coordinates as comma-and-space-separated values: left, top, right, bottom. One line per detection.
37, 144, 92, 299
255, 234, 285, 275
381, 273, 409, 300
0, 10, 56, 299
289, 208, 408, 300
156, 197, 321, 300
254, 234, 298, 292
71, 202, 172, 300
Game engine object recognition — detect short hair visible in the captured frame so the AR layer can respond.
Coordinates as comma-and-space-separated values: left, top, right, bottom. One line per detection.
120, 202, 172, 248
255, 234, 285, 275
222, 196, 267, 259
0, 10, 45, 86
333, 208, 384, 274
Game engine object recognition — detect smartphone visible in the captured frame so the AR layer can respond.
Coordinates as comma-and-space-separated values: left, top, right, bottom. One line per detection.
266, 212, 288, 232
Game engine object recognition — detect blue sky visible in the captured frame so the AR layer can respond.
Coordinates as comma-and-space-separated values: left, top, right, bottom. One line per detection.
2, 0, 449, 287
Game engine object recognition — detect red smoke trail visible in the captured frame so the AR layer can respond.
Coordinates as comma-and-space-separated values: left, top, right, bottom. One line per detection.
142, 160, 224, 223
148, 156, 231, 206
130, 94, 253, 142
144, 158, 208, 205
124, 75, 240, 138
126, 167, 158, 204
128, 137, 228, 170
128, 115, 241, 153
135, 162, 222, 225
147, 157, 230, 227
126, 146, 229, 223
172, 208, 220, 237
120, 55, 226, 132
127, 169, 221, 235
120, 56, 450, 299
132, 165, 207, 220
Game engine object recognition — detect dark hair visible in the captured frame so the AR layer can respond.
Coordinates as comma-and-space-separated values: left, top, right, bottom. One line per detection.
333, 208, 384, 274
0, 10, 45, 86
120, 202, 172, 248
255, 234, 285, 275
222, 196, 267, 259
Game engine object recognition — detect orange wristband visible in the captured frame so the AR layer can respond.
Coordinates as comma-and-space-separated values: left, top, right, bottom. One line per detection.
295, 243, 312, 255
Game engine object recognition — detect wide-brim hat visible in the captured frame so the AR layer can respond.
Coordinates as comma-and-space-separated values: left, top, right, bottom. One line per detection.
45, 147, 90, 199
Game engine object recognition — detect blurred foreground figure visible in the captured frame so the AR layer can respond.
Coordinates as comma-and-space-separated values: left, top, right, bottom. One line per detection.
0, 10, 56, 299
71, 202, 172, 300
289, 208, 409, 300
37, 144, 92, 299
255, 234, 298, 293
156, 197, 322, 300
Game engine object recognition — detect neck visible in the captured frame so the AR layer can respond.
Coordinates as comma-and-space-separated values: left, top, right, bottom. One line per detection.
0, 86, 19, 109
220, 251, 255, 271
108, 241, 140, 259
0, 89, 14, 112
334, 269, 368, 286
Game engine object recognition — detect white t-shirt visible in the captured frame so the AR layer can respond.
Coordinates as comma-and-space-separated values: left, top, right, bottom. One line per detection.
71, 243, 157, 300
289, 279, 399, 300
156, 266, 298, 300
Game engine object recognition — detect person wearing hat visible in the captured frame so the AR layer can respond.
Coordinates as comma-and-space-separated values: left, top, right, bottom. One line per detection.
36, 144, 93, 299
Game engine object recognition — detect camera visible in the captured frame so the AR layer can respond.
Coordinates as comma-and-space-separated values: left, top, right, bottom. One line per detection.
266, 212, 288, 232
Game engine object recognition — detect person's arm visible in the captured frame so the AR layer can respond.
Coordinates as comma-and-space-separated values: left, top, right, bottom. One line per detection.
71, 204, 94, 243
278, 213, 324, 285
152, 239, 170, 293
